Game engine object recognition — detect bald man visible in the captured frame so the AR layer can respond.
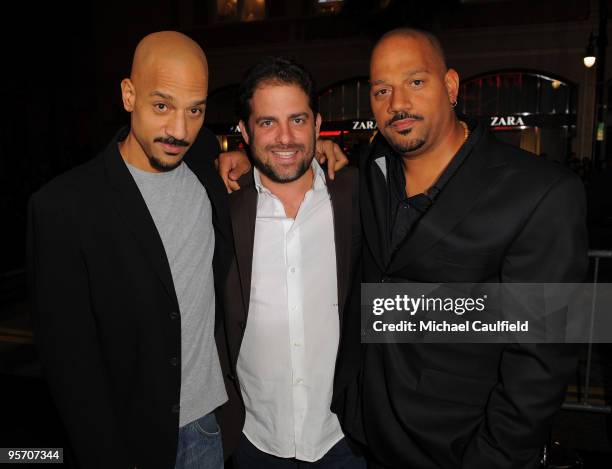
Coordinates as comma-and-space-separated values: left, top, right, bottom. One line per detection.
341, 28, 588, 469
27, 31, 231, 469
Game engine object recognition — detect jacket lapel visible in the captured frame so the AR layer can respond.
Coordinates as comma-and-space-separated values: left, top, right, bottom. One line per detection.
103, 135, 178, 308
388, 131, 506, 273
360, 141, 388, 274
183, 126, 232, 251
229, 172, 258, 317
326, 173, 352, 329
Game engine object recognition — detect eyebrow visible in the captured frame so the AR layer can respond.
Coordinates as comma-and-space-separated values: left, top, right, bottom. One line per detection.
255, 112, 310, 122
150, 91, 173, 100
370, 69, 430, 86
255, 116, 277, 123
149, 91, 207, 106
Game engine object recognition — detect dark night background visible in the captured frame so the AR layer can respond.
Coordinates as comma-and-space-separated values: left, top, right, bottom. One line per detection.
2, 1, 612, 467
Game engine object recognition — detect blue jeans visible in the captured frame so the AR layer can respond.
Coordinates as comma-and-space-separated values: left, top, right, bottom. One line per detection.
175, 412, 224, 469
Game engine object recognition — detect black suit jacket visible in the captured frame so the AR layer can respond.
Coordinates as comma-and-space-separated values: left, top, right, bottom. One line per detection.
353, 123, 588, 469
216, 166, 361, 456
27, 127, 232, 469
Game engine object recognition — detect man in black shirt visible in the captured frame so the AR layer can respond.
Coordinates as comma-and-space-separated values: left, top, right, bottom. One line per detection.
352, 28, 588, 469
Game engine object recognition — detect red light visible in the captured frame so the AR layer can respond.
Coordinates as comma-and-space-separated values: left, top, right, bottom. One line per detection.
319, 130, 349, 137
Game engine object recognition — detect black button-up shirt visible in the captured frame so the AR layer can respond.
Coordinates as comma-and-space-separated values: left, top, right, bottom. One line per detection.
377, 120, 479, 260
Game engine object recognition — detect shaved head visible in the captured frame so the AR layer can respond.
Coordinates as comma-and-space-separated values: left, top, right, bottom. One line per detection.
373, 28, 447, 74
119, 31, 209, 172
130, 31, 208, 87
369, 27, 459, 158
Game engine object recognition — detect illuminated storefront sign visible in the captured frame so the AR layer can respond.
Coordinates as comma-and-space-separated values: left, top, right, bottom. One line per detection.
490, 116, 525, 127
352, 120, 377, 130
321, 119, 377, 131
486, 114, 574, 130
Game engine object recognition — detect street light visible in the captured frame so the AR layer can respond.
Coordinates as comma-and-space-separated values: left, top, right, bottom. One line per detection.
584, 32, 597, 68
584, 0, 609, 172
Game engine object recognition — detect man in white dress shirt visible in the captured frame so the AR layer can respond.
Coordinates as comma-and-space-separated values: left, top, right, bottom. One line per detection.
215, 56, 364, 468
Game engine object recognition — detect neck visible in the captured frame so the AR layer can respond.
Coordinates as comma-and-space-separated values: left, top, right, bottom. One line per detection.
402, 118, 467, 197
119, 132, 159, 173
259, 167, 314, 219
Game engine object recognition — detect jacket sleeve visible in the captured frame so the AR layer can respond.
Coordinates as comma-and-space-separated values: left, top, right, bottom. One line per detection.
461, 172, 588, 469
27, 191, 131, 469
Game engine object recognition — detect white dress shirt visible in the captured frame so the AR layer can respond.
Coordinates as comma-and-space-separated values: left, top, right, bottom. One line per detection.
236, 160, 344, 462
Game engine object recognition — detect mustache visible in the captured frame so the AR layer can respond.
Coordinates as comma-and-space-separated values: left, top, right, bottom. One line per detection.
154, 136, 190, 147
265, 144, 305, 152
386, 111, 424, 127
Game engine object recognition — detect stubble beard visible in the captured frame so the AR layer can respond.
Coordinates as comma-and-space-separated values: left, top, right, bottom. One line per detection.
251, 134, 316, 184
384, 127, 426, 155
148, 153, 184, 172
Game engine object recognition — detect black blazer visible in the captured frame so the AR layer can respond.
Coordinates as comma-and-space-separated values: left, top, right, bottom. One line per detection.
27, 127, 232, 469
216, 166, 361, 456
354, 124, 589, 469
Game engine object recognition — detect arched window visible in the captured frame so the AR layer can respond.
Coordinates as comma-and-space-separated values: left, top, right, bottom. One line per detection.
459, 70, 575, 116
459, 70, 577, 162
317, 77, 375, 161
318, 76, 372, 122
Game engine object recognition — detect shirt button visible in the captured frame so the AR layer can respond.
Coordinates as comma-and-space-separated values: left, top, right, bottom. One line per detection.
295, 378, 303, 385
170, 357, 178, 367
169, 311, 179, 320
171, 404, 180, 413
294, 342, 301, 347
290, 267, 296, 273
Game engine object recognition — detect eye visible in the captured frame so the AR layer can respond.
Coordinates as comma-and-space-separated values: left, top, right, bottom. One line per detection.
189, 107, 204, 116
292, 117, 306, 125
373, 88, 390, 98
411, 79, 425, 88
154, 103, 168, 111
260, 120, 273, 128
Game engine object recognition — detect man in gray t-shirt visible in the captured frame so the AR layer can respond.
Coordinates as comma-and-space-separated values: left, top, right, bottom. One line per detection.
128, 162, 227, 429
28, 31, 231, 469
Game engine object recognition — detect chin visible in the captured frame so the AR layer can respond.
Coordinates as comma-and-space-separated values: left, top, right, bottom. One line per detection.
388, 137, 426, 155
150, 155, 184, 171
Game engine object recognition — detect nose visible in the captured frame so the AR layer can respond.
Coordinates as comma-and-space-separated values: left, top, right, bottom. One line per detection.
166, 111, 188, 142
388, 86, 412, 115
275, 121, 293, 146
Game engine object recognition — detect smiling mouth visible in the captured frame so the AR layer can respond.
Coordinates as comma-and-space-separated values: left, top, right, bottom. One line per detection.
271, 150, 299, 159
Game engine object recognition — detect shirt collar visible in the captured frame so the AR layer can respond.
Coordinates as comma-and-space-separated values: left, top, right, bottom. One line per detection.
253, 158, 327, 195
385, 118, 483, 202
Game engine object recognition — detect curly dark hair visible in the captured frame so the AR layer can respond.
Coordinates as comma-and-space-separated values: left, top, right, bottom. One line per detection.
236, 56, 318, 126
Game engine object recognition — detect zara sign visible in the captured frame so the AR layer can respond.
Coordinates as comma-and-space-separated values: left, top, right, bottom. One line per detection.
490, 116, 526, 127
352, 120, 378, 130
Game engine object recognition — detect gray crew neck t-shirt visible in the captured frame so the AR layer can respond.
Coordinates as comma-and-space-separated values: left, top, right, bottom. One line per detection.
127, 161, 227, 427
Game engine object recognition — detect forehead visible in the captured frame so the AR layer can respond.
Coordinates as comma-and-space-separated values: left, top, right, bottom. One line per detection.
370, 35, 439, 80
142, 60, 208, 98
250, 82, 312, 116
